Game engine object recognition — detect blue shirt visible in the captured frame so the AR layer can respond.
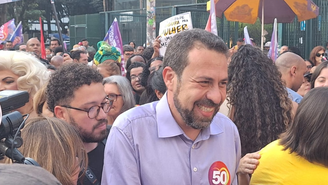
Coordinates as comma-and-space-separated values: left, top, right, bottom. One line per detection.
102, 94, 241, 185
287, 87, 303, 103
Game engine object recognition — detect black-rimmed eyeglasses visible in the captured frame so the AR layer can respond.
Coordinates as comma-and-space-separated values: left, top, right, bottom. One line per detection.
61, 99, 113, 119
131, 74, 142, 81
107, 93, 122, 101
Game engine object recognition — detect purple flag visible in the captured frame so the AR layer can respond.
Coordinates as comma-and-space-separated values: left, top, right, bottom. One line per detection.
104, 18, 125, 75
268, 18, 278, 62
9, 21, 23, 46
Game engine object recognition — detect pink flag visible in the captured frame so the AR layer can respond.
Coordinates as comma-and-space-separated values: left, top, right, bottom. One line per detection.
268, 18, 278, 62
205, 0, 217, 36
104, 18, 125, 75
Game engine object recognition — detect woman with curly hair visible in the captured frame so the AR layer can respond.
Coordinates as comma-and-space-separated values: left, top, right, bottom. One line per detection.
227, 45, 294, 184
0, 51, 50, 118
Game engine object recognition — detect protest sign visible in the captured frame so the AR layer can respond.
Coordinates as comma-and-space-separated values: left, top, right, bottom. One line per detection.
159, 12, 193, 56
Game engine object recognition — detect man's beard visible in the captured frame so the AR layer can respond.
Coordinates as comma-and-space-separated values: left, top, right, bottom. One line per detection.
69, 115, 108, 143
173, 85, 220, 130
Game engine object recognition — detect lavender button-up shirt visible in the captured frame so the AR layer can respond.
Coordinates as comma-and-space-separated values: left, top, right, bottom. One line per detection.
102, 94, 241, 185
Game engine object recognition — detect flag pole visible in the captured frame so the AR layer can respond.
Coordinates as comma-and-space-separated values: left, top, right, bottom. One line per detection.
261, 0, 264, 50
50, 0, 66, 52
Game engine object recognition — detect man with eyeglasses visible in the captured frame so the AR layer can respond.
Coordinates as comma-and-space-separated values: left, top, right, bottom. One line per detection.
46, 63, 113, 185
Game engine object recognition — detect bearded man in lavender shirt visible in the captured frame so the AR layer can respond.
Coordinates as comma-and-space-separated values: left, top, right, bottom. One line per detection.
102, 28, 241, 185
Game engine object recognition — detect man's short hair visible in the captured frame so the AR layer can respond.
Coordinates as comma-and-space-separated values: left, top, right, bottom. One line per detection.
237, 38, 244, 42
53, 47, 64, 55
142, 47, 154, 61
123, 45, 134, 53
46, 63, 103, 112
288, 46, 302, 58
71, 49, 88, 60
50, 38, 61, 45
163, 28, 229, 78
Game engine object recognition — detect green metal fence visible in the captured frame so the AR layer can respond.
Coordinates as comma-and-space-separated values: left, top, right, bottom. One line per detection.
69, 13, 105, 50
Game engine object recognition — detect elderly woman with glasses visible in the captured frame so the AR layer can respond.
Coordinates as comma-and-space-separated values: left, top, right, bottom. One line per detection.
103, 75, 136, 125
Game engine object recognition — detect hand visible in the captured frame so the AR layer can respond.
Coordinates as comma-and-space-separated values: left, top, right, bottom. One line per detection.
152, 36, 161, 58
237, 152, 261, 175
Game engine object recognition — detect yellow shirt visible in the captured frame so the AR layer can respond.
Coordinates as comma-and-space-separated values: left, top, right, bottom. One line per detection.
250, 140, 328, 185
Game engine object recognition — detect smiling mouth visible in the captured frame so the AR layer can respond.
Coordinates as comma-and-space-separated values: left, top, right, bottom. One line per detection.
198, 105, 215, 112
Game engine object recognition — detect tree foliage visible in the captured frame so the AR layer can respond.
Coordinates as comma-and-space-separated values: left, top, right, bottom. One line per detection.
4, 0, 105, 33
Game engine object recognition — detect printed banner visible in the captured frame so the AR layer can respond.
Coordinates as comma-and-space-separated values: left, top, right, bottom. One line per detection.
159, 12, 193, 56
0, 18, 16, 44
9, 21, 23, 47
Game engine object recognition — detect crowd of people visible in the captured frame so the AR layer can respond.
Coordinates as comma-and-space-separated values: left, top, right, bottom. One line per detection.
0, 28, 328, 185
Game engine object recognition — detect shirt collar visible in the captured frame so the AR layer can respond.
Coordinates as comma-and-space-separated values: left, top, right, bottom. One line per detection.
156, 93, 224, 139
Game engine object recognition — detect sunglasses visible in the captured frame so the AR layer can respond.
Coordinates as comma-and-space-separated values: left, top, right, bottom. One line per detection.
304, 73, 312, 82
316, 53, 327, 57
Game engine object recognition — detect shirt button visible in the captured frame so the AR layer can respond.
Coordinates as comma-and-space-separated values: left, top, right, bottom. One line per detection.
192, 144, 196, 149
193, 167, 198, 172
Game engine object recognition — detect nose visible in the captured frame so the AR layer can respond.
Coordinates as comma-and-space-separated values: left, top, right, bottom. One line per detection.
206, 85, 225, 105
96, 106, 108, 120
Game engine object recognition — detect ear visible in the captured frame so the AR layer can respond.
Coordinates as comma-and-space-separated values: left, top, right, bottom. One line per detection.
290, 66, 297, 77
54, 106, 68, 121
163, 66, 176, 91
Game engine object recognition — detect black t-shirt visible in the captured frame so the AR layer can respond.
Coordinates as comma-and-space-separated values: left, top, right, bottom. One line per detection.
78, 142, 105, 185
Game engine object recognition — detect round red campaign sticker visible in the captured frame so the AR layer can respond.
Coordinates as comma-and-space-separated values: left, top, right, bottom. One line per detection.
208, 161, 231, 185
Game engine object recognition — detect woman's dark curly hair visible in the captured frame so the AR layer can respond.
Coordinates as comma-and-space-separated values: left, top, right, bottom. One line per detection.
227, 45, 293, 156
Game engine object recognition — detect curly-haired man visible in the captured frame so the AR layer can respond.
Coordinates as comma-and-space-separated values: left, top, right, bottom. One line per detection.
46, 63, 112, 185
